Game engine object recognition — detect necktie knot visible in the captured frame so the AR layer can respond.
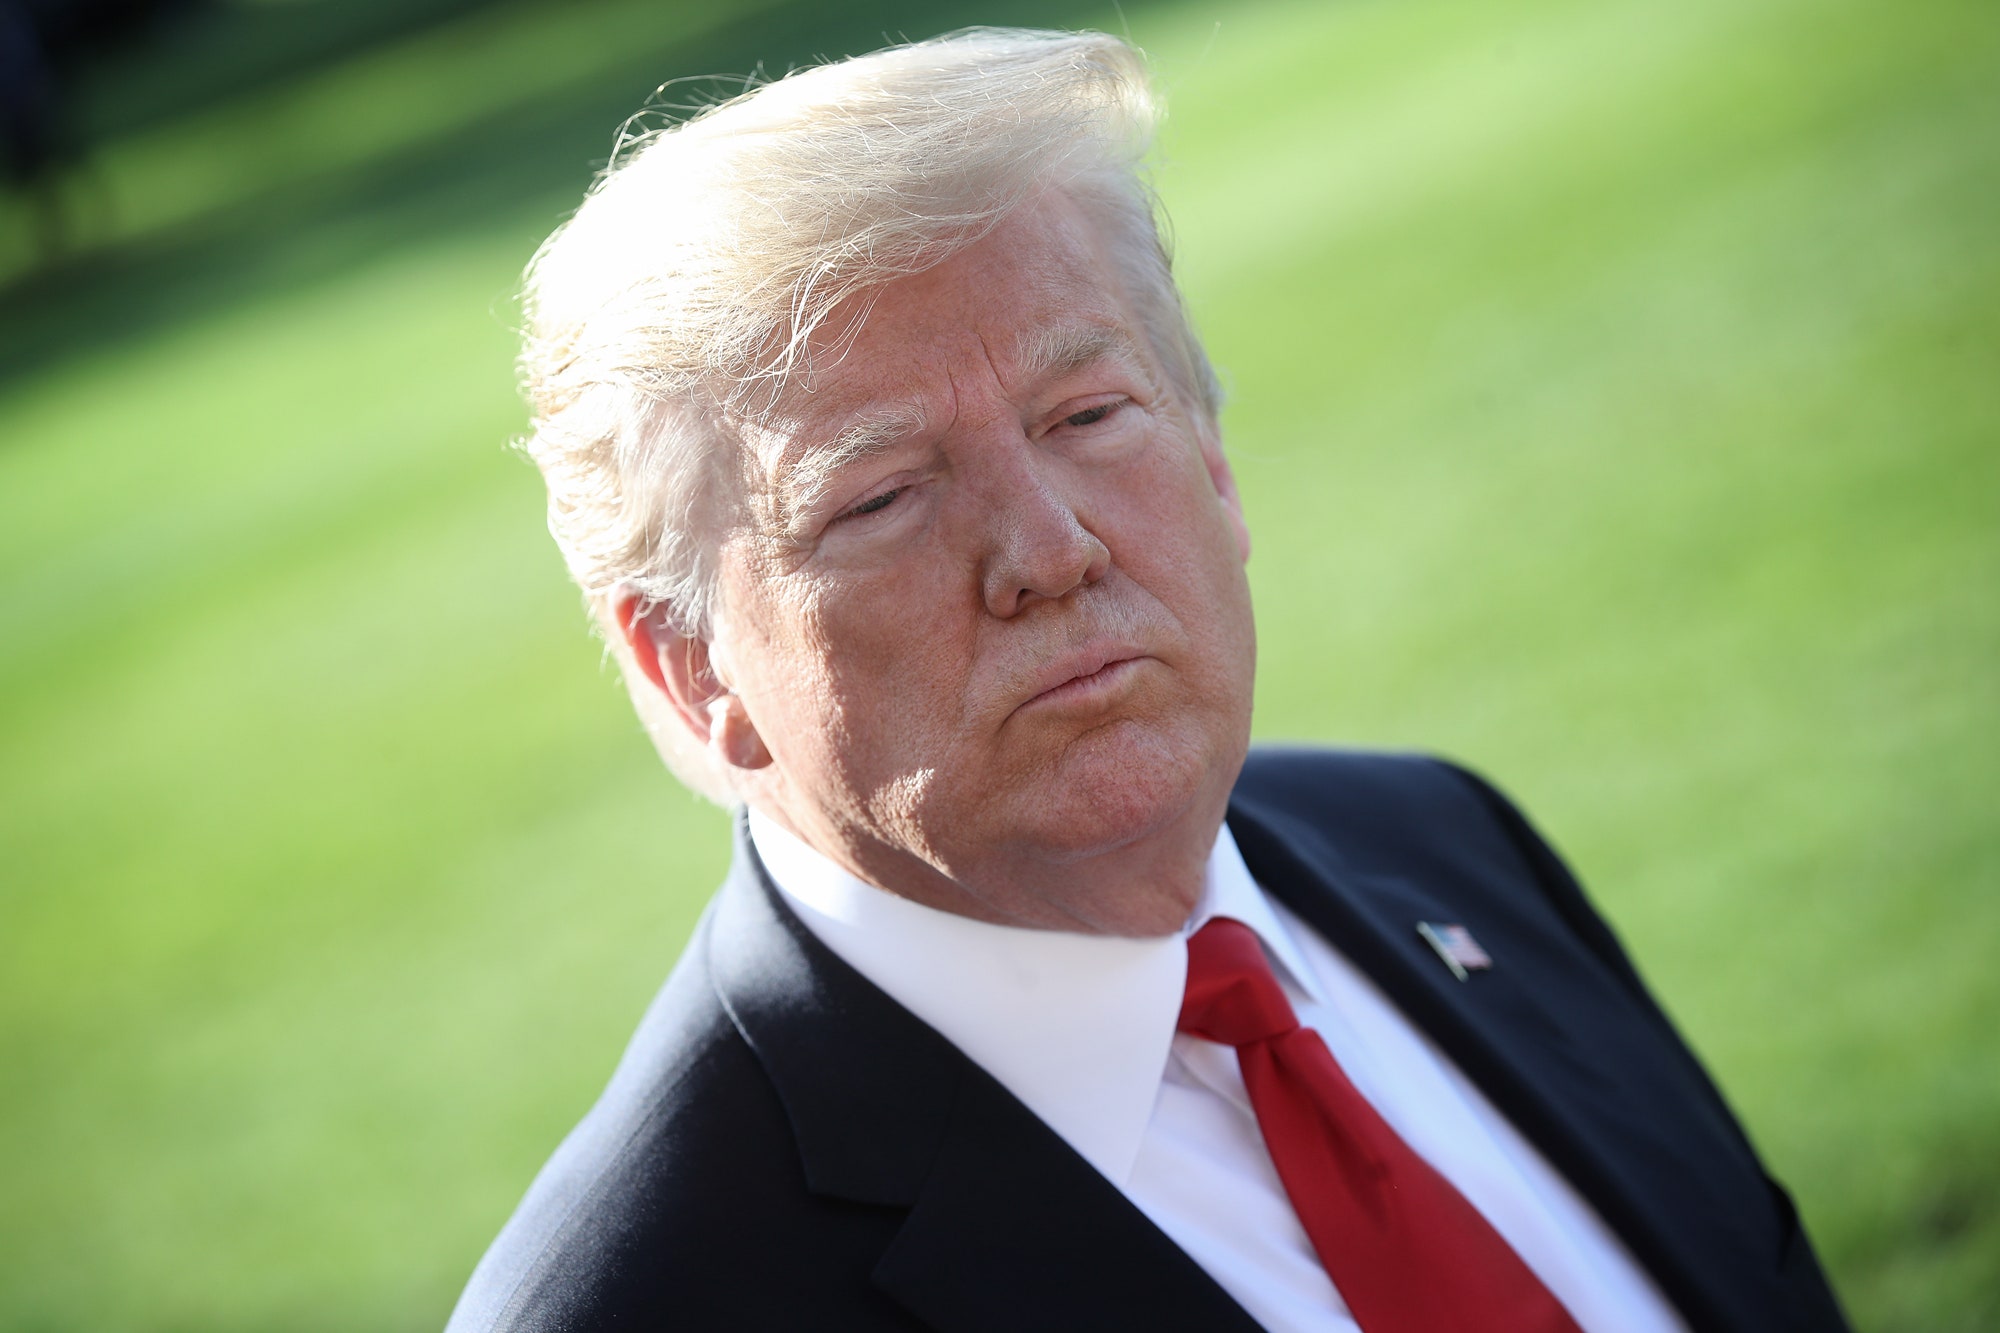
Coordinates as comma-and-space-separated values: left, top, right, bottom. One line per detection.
1178, 916, 1300, 1046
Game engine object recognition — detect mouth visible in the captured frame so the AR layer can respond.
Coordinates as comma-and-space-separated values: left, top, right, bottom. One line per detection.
1016, 645, 1151, 715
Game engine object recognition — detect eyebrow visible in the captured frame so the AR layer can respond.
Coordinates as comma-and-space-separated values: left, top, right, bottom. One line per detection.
1013, 321, 1147, 386
773, 401, 928, 533
767, 322, 1146, 536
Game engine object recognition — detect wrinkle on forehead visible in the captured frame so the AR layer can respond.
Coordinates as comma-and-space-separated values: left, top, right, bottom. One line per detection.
730, 198, 1161, 543
767, 316, 1147, 494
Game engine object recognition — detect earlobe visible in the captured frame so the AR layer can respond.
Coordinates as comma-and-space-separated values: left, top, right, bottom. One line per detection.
613, 592, 772, 771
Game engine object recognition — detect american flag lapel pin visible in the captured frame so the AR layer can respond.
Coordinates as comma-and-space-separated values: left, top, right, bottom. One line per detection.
1416, 921, 1493, 982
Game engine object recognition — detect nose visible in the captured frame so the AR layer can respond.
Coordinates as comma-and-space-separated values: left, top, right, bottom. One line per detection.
978, 449, 1111, 619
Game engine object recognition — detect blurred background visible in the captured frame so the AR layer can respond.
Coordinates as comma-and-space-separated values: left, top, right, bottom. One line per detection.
1, 0, 1994, 1327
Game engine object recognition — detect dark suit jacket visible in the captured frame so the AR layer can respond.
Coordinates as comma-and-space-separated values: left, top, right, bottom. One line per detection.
446, 749, 1849, 1332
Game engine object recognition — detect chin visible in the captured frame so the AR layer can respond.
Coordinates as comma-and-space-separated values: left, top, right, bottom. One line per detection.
1014, 718, 1233, 862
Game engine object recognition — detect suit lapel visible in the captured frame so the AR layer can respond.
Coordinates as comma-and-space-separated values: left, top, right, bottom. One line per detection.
707, 816, 1261, 1333
1227, 794, 1772, 1333
871, 1058, 1264, 1333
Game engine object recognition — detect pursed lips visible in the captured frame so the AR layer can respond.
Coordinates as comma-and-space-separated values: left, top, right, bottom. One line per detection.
1012, 642, 1151, 715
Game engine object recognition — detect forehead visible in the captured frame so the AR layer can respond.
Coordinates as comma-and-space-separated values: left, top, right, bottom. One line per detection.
862, 195, 1128, 350
742, 193, 1146, 460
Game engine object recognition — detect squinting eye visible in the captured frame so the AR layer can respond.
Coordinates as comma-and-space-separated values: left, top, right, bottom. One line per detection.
847, 488, 901, 518
1064, 404, 1115, 428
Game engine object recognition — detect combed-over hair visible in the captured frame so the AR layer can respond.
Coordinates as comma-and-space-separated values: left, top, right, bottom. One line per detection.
519, 27, 1220, 799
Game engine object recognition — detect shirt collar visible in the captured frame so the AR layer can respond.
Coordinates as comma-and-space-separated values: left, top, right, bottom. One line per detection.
1192, 816, 1327, 1006
745, 807, 1322, 1187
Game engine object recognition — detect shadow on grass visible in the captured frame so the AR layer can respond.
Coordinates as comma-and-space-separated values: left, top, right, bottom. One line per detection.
0, 0, 1143, 390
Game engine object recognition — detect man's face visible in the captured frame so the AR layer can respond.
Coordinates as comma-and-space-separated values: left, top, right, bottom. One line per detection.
705, 191, 1255, 934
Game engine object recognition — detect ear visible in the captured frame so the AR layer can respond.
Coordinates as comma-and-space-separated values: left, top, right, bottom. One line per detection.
614, 592, 772, 771
1198, 430, 1252, 564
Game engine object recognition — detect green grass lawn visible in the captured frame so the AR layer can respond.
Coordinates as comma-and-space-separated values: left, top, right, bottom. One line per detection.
2, 0, 1994, 1327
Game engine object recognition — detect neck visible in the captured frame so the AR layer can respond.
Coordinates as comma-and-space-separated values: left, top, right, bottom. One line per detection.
750, 786, 1227, 937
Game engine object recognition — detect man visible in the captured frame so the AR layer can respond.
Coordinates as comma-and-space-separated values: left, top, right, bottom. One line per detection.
449, 28, 1848, 1333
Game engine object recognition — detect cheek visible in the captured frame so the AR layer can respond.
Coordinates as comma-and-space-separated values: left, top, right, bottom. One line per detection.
1105, 446, 1233, 564
804, 568, 977, 735
723, 584, 839, 736
1115, 452, 1255, 664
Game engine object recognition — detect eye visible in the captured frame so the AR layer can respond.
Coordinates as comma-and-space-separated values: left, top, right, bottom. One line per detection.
845, 487, 901, 518
1064, 402, 1117, 428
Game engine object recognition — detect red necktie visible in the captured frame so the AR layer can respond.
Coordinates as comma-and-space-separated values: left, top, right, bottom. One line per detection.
1178, 916, 1583, 1332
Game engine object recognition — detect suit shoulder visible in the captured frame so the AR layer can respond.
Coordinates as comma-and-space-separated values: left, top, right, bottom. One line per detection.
446, 910, 920, 1333
1235, 745, 1463, 811
1233, 745, 1511, 867
1231, 745, 1642, 985
445, 922, 781, 1330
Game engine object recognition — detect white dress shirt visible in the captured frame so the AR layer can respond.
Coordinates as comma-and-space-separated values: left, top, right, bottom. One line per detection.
746, 808, 1688, 1333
